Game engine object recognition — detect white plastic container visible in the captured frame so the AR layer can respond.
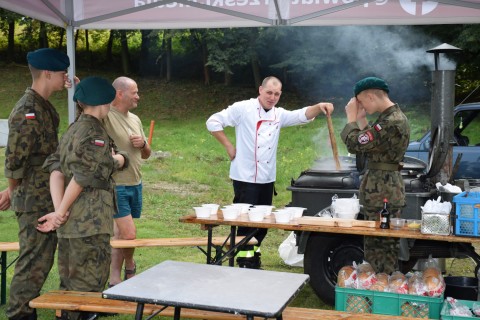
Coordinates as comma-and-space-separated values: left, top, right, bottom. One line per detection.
252, 205, 275, 216
221, 207, 240, 220
230, 203, 251, 214
287, 207, 306, 218
248, 207, 265, 222
202, 203, 219, 215
273, 210, 292, 223
193, 206, 211, 218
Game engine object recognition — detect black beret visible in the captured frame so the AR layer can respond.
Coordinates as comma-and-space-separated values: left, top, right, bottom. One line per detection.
73, 76, 116, 106
354, 77, 389, 96
26, 48, 70, 71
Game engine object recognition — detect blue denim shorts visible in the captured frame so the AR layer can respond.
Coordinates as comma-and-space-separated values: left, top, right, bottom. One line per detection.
114, 184, 143, 219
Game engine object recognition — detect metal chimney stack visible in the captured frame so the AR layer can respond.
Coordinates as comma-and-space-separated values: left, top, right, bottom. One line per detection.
426, 43, 462, 183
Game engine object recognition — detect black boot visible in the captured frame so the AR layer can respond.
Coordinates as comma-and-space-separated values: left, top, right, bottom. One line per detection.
236, 255, 261, 269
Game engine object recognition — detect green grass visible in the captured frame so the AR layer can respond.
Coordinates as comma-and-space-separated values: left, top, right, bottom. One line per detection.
0, 65, 473, 320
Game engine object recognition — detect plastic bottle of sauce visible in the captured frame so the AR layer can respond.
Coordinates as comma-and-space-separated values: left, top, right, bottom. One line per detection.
379, 198, 390, 229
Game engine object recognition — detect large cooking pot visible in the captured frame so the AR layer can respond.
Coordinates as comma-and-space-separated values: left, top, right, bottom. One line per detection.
292, 156, 427, 191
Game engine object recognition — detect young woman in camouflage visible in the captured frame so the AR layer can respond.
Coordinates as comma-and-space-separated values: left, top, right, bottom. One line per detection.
38, 77, 129, 320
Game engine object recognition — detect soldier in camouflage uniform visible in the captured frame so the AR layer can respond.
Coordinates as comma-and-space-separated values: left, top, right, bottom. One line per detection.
1, 48, 71, 320
340, 77, 410, 274
38, 77, 128, 320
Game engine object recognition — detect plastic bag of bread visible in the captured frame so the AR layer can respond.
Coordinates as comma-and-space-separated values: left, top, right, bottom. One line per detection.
355, 261, 377, 290
423, 266, 445, 297
387, 271, 408, 294
370, 273, 388, 292
407, 271, 427, 296
337, 265, 356, 288
446, 297, 473, 316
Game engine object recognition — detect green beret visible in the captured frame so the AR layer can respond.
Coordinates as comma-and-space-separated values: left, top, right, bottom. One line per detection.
26, 48, 70, 71
73, 76, 116, 106
354, 77, 389, 96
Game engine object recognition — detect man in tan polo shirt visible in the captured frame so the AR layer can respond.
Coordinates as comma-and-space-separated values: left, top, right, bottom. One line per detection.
103, 76, 151, 287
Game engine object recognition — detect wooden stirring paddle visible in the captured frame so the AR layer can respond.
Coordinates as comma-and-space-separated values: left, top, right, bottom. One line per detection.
326, 114, 341, 170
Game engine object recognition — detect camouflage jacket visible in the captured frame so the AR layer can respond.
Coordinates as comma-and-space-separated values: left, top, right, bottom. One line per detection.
340, 104, 410, 212
4, 88, 59, 213
44, 114, 128, 238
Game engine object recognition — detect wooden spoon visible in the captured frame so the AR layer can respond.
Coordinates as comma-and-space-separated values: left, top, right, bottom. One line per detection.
326, 114, 341, 170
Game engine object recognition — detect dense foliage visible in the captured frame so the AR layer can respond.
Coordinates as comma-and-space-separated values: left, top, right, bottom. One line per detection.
0, 8, 479, 104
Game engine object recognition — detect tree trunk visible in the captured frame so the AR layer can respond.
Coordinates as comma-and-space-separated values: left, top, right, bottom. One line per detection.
6, 21, 14, 63
201, 37, 210, 86
106, 30, 114, 65
85, 29, 92, 68
139, 30, 152, 76
120, 30, 130, 74
39, 22, 48, 48
57, 28, 64, 49
75, 29, 79, 48
251, 52, 261, 88
158, 35, 165, 79
224, 70, 232, 86
165, 31, 172, 82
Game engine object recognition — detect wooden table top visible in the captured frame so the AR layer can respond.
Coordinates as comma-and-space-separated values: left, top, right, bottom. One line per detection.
179, 213, 480, 243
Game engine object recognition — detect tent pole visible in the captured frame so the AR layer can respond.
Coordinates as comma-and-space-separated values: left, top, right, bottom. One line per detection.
65, 0, 75, 124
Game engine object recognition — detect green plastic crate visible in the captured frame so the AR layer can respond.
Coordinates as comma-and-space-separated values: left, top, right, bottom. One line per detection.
441, 299, 479, 319
335, 286, 443, 319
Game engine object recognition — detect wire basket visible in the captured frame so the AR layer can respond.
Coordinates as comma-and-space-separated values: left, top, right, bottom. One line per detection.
421, 211, 450, 235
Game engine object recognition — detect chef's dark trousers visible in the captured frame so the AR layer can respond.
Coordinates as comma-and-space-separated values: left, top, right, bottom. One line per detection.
233, 180, 274, 248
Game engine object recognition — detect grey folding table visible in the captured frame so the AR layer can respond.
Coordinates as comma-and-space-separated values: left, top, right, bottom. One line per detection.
102, 260, 309, 320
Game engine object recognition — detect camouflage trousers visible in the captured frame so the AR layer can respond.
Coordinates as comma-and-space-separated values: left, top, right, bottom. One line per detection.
363, 206, 400, 274
7, 211, 57, 320
57, 234, 111, 320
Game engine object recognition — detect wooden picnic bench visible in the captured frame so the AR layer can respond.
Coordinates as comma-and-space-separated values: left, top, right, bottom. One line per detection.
30, 290, 414, 319
0, 236, 257, 305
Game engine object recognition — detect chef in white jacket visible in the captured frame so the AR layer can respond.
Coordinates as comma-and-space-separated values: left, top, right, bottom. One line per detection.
206, 76, 334, 268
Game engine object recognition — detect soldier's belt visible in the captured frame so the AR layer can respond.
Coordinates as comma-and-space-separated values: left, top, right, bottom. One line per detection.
28, 155, 48, 166
367, 162, 404, 171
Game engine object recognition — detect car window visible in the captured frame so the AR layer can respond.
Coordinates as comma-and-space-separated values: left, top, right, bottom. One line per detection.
454, 110, 480, 146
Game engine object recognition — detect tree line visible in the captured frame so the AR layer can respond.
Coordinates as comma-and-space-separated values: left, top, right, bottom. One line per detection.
0, 8, 479, 103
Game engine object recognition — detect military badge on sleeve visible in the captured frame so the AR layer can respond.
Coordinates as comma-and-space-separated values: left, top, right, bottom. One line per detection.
25, 113, 35, 119
358, 131, 374, 145
374, 124, 382, 132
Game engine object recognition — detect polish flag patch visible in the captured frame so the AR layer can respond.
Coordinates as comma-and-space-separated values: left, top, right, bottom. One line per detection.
25, 113, 35, 119
374, 124, 382, 132
94, 139, 105, 147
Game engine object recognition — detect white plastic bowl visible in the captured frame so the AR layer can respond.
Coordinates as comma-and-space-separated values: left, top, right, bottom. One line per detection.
193, 206, 211, 218
336, 212, 359, 219
248, 208, 265, 222
287, 207, 306, 218
332, 198, 360, 215
230, 203, 252, 214
273, 210, 292, 223
221, 207, 240, 220
252, 205, 275, 216
202, 203, 220, 215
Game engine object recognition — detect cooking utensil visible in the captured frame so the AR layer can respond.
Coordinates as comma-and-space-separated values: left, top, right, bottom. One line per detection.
326, 114, 341, 170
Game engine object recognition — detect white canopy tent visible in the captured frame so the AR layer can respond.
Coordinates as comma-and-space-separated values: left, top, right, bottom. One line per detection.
0, 0, 480, 121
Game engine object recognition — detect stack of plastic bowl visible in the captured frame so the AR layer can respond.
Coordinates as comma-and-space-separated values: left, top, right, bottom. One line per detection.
287, 207, 306, 219
193, 206, 211, 218
251, 205, 275, 216
202, 203, 219, 215
221, 206, 240, 220
332, 198, 360, 219
229, 203, 251, 214
273, 209, 292, 223
247, 207, 265, 222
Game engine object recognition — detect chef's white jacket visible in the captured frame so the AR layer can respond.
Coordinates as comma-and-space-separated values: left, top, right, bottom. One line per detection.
206, 98, 312, 184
